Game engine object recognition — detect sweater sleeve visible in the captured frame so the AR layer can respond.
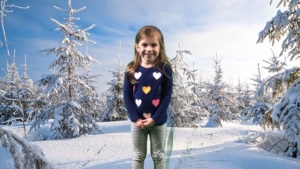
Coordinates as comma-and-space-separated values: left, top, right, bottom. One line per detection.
151, 64, 173, 124
123, 73, 139, 122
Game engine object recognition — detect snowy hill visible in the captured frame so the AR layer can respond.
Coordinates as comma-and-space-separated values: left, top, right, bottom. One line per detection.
1, 120, 300, 169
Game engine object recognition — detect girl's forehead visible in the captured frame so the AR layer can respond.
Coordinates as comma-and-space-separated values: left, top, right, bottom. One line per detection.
139, 34, 159, 42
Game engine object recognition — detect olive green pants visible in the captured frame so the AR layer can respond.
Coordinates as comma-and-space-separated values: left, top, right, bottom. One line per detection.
131, 123, 167, 169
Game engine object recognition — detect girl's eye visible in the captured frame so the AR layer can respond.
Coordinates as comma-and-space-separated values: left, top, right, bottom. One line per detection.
152, 44, 158, 47
142, 44, 147, 47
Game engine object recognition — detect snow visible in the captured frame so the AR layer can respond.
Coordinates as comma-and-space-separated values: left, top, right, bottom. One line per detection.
1, 120, 300, 169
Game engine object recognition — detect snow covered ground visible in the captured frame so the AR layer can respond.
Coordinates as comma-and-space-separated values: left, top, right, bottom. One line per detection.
1, 120, 300, 169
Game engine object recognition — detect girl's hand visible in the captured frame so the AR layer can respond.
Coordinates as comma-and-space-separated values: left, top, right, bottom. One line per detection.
142, 118, 154, 127
135, 118, 145, 128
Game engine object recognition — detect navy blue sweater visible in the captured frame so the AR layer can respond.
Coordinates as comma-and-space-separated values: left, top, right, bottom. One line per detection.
123, 64, 173, 125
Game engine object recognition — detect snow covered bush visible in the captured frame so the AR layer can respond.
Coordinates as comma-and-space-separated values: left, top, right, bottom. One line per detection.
248, 130, 289, 155
257, 0, 300, 158
0, 127, 53, 169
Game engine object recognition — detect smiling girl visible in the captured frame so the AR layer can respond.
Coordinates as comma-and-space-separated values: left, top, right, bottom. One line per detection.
123, 25, 173, 169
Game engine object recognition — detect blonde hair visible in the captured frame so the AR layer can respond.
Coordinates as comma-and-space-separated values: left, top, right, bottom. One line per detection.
126, 25, 171, 83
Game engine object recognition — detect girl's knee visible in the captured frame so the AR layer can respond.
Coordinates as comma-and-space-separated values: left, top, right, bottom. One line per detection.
133, 152, 147, 161
151, 151, 165, 161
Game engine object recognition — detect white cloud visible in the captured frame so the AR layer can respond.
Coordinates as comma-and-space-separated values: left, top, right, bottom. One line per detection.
165, 21, 283, 86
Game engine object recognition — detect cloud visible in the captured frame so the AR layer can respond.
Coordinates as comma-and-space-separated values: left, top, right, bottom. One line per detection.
2, 0, 294, 93
164, 20, 283, 86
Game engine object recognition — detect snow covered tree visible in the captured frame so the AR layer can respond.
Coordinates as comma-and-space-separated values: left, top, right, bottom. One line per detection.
250, 50, 286, 126
0, 127, 53, 169
19, 55, 36, 123
101, 45, 127, 121
235, 79, 253, 119
0, 0, 29, 63
0, 53, 22, 124
30, 0, 102, 139
263, 49, 287, 74
204, 55, 236, 127
189, 74, 209, 118
168, 45, 202, 127
0, 0, 30, 126
0, 53, 36, 139
257, 0, 300, 158
246, 64, 272, 124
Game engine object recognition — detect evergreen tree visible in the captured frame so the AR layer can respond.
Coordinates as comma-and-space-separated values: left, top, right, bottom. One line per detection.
0, 53, 22, 124
246, 64, 272, 124
168, 45, 201, 127
101, 54, 127, 121
263, 49, 287, 73
235, 80, 253, 119
204, 55, 236, 127
0, 127, 53, 169
257, 0, 300, 158
0, 0, 29, 63
31, 0, 102, 139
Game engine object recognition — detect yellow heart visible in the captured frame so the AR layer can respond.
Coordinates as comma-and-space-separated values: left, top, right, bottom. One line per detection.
142, 86, 151, 94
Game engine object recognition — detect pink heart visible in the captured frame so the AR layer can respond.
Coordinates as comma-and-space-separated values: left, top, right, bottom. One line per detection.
152, 99, 160, 107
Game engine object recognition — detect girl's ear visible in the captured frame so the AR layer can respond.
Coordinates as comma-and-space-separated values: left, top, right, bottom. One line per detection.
135, 43, 139, 52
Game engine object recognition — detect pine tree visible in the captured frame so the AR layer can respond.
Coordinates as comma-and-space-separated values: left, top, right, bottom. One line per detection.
263, 49, 287, 73
168, 45, 201, 127
247, 64, 272, 124
204, 55, 236, 127
31, 0, 102, 139
0, 127, 53, 169
0, 52, 22, 124
20, 54, 36, 122
101, 42, 128, 121
0, 0, 30, 126
235, 79, 253, 119
257, 0, 300, 158
0, 0, 29, 63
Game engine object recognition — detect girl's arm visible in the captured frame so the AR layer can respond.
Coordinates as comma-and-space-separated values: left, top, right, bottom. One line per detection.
123, 73, 139, 122
151, 64, 173, 124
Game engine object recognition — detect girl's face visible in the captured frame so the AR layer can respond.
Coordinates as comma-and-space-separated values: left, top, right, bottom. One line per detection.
135, 35, 160, 66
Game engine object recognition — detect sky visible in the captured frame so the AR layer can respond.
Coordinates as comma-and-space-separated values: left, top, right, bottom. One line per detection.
0, 0, 297, 93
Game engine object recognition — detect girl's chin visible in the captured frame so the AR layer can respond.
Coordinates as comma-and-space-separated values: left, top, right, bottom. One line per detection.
143, 56, 154, 60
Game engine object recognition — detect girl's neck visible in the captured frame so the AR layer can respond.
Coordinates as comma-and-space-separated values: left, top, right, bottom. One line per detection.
140, 62, 154, 68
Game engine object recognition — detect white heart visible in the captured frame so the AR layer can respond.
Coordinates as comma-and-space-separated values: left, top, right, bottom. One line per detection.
135, 99, 142, 107
153, 72, 161, 80
134, 72, 142, 80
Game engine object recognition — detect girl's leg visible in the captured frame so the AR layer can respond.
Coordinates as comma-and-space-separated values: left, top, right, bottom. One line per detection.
149, 123, 167, 169
131, 123, 148, 169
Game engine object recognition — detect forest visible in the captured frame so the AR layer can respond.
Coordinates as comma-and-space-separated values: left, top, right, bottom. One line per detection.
0, 0, 299, 168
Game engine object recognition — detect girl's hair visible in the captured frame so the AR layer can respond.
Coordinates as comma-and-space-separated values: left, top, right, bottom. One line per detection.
126, 25, 172, 83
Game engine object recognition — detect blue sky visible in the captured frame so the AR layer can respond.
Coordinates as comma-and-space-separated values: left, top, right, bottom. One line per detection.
0, 0, 293, 93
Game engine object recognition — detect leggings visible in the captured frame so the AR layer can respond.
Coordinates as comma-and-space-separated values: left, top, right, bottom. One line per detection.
131, 123, 167, 169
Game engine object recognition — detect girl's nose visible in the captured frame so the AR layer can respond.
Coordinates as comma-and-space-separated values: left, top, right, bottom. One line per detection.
146, 46, 153, 51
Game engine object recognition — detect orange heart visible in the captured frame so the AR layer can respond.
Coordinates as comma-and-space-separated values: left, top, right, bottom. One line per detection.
142, 86, 151, 94
143, 113, 151, 119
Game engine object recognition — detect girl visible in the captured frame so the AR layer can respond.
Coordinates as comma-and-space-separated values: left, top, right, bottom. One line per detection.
123, 25, 173, 169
